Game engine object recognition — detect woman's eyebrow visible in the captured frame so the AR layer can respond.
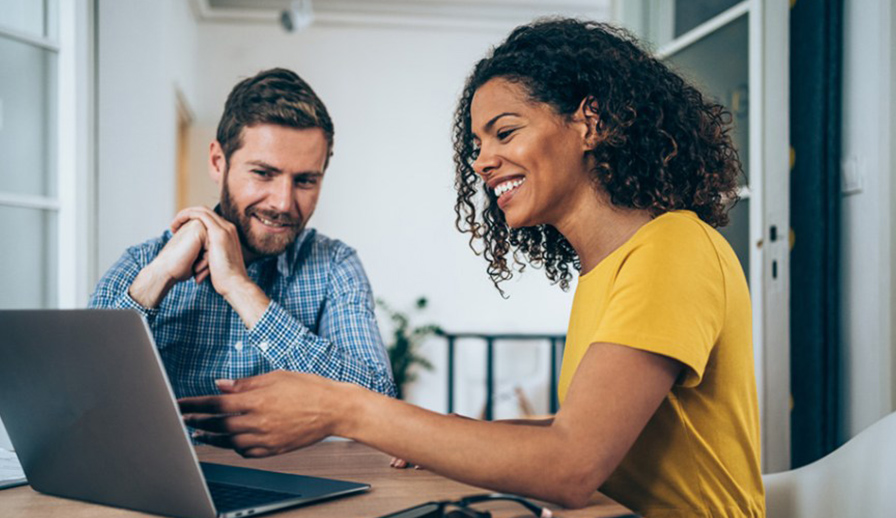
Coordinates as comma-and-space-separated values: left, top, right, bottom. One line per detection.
483, 112, 519, 133
472, 112, 520, 140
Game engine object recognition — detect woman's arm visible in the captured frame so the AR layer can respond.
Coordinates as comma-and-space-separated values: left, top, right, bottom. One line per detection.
180, 342, 681, 509
390, 414, 551, 468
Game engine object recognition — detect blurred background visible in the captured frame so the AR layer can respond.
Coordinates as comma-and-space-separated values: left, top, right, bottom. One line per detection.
1, 0, 894, 475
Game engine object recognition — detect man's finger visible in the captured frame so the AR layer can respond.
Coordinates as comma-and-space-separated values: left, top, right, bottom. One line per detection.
193, 254, 209, 273
171, 208, 211, 233
194, 270, 209, 284
175, 207, 230, 234
193, 257, 209, 282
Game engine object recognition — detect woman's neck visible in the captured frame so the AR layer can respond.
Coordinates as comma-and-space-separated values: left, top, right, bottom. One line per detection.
554, 194, 653, 275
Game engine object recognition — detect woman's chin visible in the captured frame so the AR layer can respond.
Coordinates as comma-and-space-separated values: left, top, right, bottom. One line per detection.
502, 211, 537, 230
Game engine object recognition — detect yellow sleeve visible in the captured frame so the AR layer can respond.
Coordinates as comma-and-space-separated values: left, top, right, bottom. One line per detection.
591, 224, 725, 387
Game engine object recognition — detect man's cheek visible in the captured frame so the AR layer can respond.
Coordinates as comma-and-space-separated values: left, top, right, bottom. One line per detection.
299, 193, 320, 221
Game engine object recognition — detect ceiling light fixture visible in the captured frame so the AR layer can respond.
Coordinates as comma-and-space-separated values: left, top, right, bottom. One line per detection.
280, 0, 314, 33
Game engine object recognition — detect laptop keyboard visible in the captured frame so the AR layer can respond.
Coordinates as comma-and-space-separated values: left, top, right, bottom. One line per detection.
207, 481, 302, 512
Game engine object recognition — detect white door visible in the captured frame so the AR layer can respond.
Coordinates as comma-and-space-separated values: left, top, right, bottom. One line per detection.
615, 0, 791, 472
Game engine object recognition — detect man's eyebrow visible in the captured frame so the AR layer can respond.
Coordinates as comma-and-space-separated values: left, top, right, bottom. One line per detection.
247, 161, 323, 176
247, 160, 281, 172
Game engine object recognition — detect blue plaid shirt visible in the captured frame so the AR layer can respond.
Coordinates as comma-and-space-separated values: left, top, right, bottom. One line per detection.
89, 228, 396, 399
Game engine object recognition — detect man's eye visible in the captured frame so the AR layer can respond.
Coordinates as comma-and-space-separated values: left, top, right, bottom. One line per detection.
253, 169, 272, 178
295, 177, 318, 187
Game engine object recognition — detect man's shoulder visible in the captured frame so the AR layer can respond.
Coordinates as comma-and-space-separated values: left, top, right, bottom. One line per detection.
301, 228, 359, 264
294, 229, 371, 290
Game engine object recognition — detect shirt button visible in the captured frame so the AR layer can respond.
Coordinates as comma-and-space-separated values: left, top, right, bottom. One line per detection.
258, 341, 270, 352
234, 341, 243, 352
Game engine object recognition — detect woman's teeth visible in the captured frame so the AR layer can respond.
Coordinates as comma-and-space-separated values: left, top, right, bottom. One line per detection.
494, 178, 525, 197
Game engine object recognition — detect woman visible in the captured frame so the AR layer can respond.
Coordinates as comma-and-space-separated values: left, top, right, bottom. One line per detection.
181, 18, 765, 517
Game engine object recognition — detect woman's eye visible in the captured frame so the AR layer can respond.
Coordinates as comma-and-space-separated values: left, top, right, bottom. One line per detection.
497, 128, 516, 140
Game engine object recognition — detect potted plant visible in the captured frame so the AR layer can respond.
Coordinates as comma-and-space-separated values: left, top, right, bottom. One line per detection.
376, 297, 442, 400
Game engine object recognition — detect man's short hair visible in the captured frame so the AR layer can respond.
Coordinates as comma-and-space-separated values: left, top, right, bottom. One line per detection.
216, 67, 334, 165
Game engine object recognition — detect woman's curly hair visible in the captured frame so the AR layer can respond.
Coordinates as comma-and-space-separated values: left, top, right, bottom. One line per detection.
453, 18, 742, 292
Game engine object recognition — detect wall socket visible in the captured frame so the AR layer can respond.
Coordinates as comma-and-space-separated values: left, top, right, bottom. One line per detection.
841, 155, 864, 195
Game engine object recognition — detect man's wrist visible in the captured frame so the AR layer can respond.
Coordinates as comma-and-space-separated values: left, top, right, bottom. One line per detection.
222, 278, 270, 329
128, 262, 176, 308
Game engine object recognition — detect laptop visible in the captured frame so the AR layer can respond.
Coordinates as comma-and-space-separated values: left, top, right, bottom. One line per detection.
0, 309, 369, 518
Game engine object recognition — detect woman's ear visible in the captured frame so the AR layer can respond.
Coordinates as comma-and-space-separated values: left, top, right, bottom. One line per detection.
576, 96, 601, 151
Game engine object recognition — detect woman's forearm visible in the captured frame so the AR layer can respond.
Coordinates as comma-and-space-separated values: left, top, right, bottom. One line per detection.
336, 384, 605, 508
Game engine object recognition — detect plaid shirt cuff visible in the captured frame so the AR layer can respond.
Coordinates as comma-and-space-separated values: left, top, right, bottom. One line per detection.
246, 300, 302, 364
246, 300, 396, 397
117, 291, 160, 325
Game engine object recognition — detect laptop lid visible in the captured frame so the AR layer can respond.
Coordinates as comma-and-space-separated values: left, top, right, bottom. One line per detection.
0, 309, 370, 517
0, 309, 219, 518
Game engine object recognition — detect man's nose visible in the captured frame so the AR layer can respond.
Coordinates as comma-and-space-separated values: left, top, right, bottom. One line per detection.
269, 177, 294, 213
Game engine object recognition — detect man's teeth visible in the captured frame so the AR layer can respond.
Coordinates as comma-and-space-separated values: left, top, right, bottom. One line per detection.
256, 215, 290, 227
494, 178, 525, 197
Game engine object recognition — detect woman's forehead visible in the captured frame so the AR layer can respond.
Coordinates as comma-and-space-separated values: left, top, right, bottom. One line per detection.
472, 79, 529, 109
470, 79, 533, 128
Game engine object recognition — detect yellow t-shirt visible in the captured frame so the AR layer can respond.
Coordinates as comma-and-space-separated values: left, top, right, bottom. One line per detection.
558, 210, 765, 518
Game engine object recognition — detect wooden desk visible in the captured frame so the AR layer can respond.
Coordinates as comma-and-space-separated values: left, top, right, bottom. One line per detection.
0, 440, 634, 517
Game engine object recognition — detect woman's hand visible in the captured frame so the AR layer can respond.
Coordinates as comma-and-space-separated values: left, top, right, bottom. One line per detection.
178, 370, 354, 458
390, 457, 418, 469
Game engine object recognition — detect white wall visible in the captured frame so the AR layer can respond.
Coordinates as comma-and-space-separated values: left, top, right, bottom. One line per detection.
84, 0, 896, 429
190, 21, 585, 413
96, 0, 199, 276
841, 0, 895, 438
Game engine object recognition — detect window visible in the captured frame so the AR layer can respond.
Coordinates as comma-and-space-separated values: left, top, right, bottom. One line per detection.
0, 0, 93, 451
0, 0, 60, 309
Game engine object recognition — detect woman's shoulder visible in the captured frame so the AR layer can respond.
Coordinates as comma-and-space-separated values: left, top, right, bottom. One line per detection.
588, 210, 728, 282
633, 210, 718, 253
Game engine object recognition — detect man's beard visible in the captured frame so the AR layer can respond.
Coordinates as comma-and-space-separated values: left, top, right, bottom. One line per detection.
219, 174, 303, 258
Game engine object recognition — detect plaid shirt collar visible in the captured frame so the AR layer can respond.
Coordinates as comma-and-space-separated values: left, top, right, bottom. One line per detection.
275, 227, 314, 277
246, 227, 315, 279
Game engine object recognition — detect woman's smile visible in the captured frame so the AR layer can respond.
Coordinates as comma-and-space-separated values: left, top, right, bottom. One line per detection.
493, 176, 527, 208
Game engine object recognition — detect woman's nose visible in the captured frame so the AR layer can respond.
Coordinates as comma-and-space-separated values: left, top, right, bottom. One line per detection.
472, 145, 500, 180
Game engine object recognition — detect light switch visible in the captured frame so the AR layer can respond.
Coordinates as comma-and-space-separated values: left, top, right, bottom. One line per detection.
841, 155, 863, 195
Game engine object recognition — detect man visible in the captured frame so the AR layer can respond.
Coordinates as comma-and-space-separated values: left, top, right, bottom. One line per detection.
90, 68, 396, 399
